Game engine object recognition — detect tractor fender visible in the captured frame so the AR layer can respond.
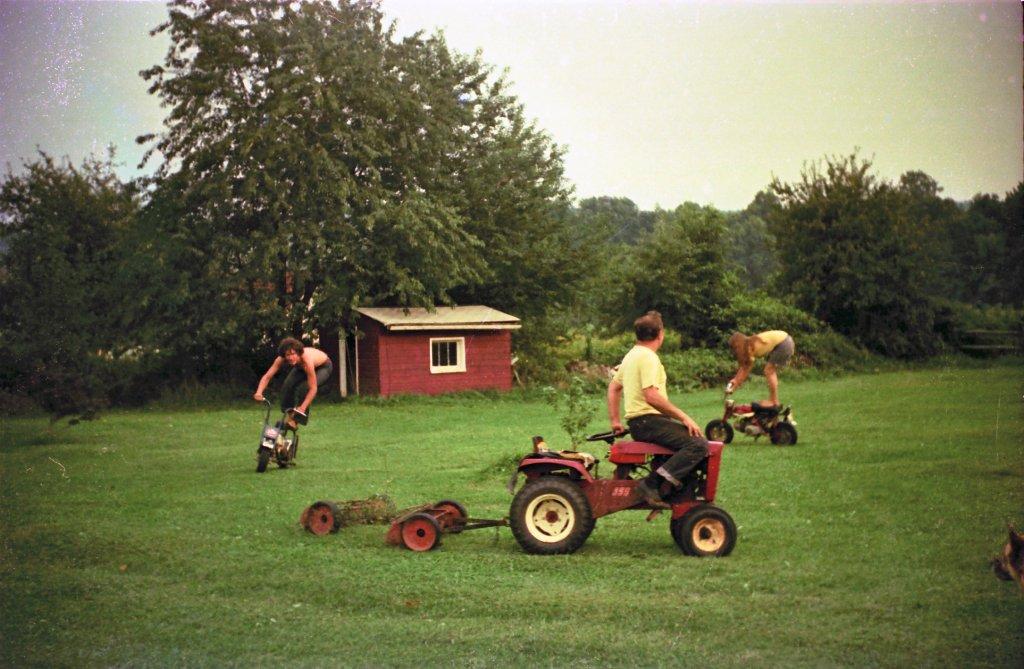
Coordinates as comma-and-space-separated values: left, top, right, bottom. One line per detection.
518, 457, 594, 480
507, 456, 594, 494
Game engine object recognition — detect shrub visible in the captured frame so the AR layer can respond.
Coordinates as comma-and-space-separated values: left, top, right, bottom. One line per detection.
660, 349, 737, 392
936, 301, 1024, 334
716, 291, 825, 340
797, 331, 875, 371
543, 375, 599, 449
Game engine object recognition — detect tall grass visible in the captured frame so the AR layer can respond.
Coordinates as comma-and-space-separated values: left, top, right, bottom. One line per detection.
1, 363, 1022, 666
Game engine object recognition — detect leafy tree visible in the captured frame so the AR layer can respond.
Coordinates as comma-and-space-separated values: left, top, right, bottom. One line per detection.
769, 153, 940, 358
603, 202, 734, 346
0, 152, 139, 420
137, 0, 571, 362
573, 196, 655, 245
1000, 182, 1024, 306
951, 194, 1006, 304
724, 191, 780, 291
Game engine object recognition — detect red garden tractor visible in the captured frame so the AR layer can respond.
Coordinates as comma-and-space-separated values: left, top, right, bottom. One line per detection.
506, 432, 736, 556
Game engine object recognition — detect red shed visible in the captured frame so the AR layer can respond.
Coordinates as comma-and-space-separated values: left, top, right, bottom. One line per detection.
345, 306, 521, 397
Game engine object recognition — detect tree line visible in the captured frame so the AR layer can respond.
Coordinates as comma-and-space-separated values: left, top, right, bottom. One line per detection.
1, 0, 1021, 421
570, 158, 1022, 359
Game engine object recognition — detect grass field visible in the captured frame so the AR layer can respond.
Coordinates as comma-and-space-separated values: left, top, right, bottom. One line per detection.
2, 363, 1023, 667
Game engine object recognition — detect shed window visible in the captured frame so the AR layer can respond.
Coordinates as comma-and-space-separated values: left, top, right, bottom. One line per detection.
430, 337, 466, 374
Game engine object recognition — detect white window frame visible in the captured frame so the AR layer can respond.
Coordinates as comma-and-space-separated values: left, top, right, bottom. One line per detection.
429, 337, 466, 374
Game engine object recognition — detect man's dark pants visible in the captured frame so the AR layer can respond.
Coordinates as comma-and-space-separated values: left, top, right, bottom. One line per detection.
627, 413, 709, 486
280, 361, 333, 417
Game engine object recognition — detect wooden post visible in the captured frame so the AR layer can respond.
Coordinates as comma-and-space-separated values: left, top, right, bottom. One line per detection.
338, 334, 348, 398
354, 334, 360, 396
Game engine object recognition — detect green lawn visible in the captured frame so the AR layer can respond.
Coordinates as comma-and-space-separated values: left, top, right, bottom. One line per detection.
2, 364, 1023, 667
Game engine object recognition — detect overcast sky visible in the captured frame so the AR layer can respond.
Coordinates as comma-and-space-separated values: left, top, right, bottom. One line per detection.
1, 0, 1021, 211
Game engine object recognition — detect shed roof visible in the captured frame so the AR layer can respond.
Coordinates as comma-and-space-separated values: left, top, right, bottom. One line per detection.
355, 306, 521, 331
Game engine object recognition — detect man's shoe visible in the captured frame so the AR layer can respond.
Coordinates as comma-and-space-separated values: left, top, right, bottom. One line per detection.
636, 480, 671, 509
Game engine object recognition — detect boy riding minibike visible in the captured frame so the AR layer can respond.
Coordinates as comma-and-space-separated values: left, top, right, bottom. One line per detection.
251, 338, 333, 472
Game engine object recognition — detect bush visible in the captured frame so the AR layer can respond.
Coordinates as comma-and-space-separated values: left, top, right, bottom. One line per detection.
543, 376, 599, 449
935, 301, 1024, 336
716, 291, 826, 340
660, 348, 737, 392
797, 331, 875, 371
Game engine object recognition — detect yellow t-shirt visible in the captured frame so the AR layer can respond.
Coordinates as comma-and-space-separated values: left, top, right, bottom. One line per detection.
750, 330, 789, 358
612, 345, 667, 420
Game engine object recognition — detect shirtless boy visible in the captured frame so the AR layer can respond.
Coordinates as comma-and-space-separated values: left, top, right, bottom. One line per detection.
254, 338, 333, 426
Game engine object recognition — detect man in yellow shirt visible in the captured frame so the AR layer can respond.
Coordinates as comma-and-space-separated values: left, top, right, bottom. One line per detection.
607, 311, 707, 509
727, 330, 795, 406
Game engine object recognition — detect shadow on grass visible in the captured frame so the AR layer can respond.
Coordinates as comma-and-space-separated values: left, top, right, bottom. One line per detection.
1, 427, 87, 450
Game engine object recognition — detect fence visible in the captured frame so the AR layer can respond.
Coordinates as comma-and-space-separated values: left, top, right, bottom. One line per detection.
956, 329, 1022, 356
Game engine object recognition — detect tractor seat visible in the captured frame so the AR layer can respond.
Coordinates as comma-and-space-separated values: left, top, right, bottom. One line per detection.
608, 440, 674, 464
751, 402, 780, 416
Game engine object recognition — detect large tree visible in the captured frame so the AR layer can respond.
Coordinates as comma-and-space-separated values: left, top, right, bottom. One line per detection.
769, 153, 940, 358
0, 152, 139, 420
603, 202, 734, 346
1000, 182, 1024, 306
724, 190, 780, 291
137, 0, 572, 360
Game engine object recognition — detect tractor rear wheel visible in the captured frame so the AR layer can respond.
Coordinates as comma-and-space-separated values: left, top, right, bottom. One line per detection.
769, 422, 797, 446
705, 419, 734, 444
509, 476, 595, 555
671, 504, 737, 557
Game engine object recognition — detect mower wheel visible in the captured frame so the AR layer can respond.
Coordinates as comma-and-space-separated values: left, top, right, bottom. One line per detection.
671, 504, 737, 557
304, 501, 341, 535
705, 420, 734, 444
256, 447, 271, 473
769, 422, 797, 446
289, 433, 299, 461
510, 476, 595, 555
401, 512, 442, 551
434, 499, 468, 533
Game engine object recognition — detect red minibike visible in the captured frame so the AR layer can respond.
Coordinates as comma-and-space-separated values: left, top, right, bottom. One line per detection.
704, 390, 797, 446
506, 430, 736, 556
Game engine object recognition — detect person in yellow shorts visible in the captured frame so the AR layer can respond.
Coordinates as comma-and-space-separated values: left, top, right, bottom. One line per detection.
726, 330, 795, 406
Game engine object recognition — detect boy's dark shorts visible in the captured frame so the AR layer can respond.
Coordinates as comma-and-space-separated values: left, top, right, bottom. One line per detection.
766, 335, 795, 367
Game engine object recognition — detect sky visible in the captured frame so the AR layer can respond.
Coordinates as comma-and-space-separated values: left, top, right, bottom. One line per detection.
0, 0, 1021, 211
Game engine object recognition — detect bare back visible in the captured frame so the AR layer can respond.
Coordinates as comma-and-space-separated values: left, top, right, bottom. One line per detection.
301, 347, 329, 370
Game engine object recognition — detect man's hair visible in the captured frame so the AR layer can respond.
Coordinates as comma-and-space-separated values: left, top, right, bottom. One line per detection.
278, 337, 304, 356
728, 332, 752, 366
634, 311, 664, 342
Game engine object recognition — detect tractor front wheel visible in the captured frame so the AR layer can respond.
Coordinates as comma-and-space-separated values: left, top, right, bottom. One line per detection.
705, 419, 734, 444
671, 505, 737, 557
509, 476, 595, 555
